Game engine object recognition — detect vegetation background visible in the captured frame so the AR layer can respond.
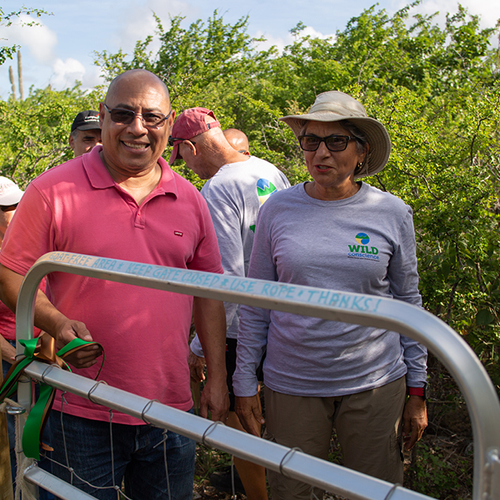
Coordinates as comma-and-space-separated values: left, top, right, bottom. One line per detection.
1, 2, 499, 498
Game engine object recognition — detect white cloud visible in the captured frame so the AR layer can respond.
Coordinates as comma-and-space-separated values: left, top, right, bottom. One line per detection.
392, 0, 500, 29
300, 26, 334, 40
253, 26, 335, 53
81, 65, 106, 92
0, 14, 58, 64
48, 58, 106, 93
50, 58, 86, 89
253, 31, 292, 53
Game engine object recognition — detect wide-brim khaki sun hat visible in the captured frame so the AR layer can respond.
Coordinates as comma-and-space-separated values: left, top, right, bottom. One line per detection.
280, 91, 391, 178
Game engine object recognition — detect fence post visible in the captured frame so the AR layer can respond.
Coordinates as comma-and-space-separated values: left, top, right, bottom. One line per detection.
0, 343, 14, 500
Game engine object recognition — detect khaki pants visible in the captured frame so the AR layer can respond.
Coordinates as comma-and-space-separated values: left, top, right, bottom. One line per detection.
264, 377, 406, 500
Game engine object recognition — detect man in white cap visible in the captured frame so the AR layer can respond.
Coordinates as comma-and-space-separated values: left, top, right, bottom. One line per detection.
0, 177, 53, 499
0, 175, 25, 362
170, 107, 289, 500
69, 110, 102, 157
0, 176, 24, 365
0, 177, 23, 242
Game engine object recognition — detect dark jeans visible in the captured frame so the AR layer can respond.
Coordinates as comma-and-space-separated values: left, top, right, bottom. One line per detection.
2, 343, 54, 500
49, 410, 196, 500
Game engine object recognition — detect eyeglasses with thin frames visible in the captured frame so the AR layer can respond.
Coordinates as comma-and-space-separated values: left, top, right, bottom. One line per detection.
168, 137, 196, 147
298, 134, 356, 152
104, 104, 172, 128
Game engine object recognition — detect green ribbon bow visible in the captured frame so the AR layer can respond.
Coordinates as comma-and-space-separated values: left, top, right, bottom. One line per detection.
0, 334, 104, 460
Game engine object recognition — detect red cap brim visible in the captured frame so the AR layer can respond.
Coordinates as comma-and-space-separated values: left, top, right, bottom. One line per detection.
168, 143, 180, 165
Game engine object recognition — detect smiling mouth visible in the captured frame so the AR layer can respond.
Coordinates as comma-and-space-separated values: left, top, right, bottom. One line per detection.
123, 141, 149, 149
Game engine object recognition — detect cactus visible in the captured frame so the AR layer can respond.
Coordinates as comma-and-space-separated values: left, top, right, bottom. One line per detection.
8, 65, 16, 101
17, 51, 24, 101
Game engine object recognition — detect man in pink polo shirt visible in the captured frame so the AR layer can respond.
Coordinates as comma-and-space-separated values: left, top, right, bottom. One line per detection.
0, 69, 229, 500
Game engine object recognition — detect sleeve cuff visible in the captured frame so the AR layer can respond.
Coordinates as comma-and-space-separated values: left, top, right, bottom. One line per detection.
189, 334, 204, 358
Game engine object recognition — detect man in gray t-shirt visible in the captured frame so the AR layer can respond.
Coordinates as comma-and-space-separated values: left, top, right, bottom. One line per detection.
169, 109, 289, 499
223, 128, 250, 155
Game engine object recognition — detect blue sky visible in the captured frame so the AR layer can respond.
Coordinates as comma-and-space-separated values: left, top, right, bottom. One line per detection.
0, 0, 499, 99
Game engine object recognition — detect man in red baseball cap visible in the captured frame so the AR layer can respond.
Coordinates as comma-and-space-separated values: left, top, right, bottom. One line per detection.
168, 107, 221, 168
170, 107, 289, 500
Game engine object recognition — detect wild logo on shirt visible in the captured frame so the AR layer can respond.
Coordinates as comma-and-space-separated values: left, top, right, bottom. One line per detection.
250, 178, 279, 232
257, 178, 278, 204
347, 232, 380, 261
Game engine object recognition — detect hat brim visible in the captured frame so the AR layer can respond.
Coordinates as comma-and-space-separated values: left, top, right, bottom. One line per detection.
168, 143, 180, 165
0, 188, 23, 206
280, 113, 391, 178
76, 123, 101, 131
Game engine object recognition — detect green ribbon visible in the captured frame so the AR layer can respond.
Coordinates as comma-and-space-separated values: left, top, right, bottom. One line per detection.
0, 336, 104, 460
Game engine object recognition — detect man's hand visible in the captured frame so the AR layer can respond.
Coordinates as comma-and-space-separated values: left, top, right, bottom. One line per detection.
0, 336, 16, 363
0, 264, 101, 369
54, 318, 102, 369
200, 377, 229, 423
235, 394, 265, 437
192, 297, 229, 422
402, 395, 428, 450
188, 350, 206, 383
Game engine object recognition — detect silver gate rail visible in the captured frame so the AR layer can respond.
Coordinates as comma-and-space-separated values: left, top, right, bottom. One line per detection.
15, 251, 500, 500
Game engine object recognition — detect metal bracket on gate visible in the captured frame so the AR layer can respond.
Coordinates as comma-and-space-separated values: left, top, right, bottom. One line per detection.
5, 403, 26, 415
484, 448, 500, 500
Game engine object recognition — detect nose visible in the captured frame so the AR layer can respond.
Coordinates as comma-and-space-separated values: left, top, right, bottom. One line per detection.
315, 140, 331, 157
127, 114, 148, 134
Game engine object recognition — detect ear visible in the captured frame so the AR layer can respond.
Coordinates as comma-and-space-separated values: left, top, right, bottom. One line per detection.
179, 140, 197, 160
69, 134, 75, 151
99, 102, 105, 128
165, 110, 175, 137
184, 140, 197, 156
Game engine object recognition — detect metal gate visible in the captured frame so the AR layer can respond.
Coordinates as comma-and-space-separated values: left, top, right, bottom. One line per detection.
12, 251, 500, 500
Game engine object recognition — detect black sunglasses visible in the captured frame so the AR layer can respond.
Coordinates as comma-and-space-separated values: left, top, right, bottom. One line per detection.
104, 104, 172, 128
298, 134, 356, 152
0, 204, 18, 212
168, 137, 196, 147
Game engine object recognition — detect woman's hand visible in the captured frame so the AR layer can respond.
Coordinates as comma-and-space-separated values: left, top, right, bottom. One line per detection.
402, 395, 428, 450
